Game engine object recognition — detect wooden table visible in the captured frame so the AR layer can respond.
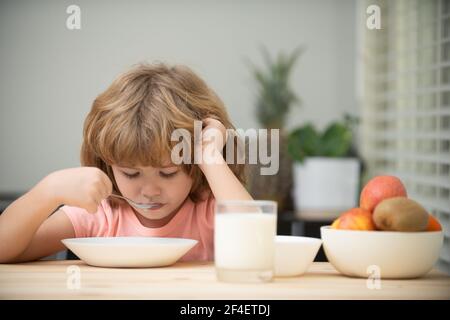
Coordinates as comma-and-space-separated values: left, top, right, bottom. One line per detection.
0, 260, 449, 299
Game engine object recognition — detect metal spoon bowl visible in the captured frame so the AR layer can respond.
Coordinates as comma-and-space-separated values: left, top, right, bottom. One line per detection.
108, 194, 160, 210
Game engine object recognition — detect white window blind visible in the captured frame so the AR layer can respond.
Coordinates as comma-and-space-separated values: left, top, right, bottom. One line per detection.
362, 0, 450, 274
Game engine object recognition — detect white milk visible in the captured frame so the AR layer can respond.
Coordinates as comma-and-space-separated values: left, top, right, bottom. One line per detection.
215, 213, 277, 270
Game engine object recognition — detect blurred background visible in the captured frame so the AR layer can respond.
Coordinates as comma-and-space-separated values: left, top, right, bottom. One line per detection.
0, 0, 449, 273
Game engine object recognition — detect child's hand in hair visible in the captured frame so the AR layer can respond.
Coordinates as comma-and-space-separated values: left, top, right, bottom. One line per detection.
199, 117, 228, 164
46, 167, 113, 213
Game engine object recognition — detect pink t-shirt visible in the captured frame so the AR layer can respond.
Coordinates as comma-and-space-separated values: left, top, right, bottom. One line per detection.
61, 194, 215, 262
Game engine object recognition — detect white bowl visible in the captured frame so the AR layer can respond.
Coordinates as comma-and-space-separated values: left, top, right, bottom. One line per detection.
274, 235, 322, 277
61, 237, 198, 268
321, 226, 444, 279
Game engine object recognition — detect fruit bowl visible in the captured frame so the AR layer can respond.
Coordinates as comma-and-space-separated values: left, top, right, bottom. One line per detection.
321, 226, 444, 279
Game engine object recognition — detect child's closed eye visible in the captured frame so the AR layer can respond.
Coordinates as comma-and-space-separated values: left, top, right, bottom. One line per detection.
122, 171, 140, 179
122, 171, 178, 179
159, 171, 178, 178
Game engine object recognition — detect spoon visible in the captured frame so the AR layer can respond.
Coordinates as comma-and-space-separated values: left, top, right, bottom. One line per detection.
108, 194, 161, 210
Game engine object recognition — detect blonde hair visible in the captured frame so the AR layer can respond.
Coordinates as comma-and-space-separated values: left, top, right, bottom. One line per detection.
81, 63, 246, 208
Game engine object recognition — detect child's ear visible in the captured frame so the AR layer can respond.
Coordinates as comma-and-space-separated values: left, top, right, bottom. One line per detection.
200, 118, 209, 129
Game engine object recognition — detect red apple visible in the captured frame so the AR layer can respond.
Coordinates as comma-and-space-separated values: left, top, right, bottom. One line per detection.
360, 175, 407, 212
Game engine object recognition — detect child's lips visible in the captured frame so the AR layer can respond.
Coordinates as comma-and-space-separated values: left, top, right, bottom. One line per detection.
144, 203, 165, 210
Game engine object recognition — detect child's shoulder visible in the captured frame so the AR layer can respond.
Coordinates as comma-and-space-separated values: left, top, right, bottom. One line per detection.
197, 189, 215, 204
192, 190, 215, 227
200, 188, 212, 199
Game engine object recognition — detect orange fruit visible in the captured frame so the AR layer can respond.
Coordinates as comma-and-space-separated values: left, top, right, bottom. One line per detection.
426, 214, 442, 231
332, 208, 376, 231
331, 218, 340, 229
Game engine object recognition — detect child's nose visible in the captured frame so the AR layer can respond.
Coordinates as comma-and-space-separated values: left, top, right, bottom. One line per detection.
141, 184, 161, 199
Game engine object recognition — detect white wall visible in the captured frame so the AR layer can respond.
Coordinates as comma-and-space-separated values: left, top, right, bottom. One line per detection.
0, 0, 357, 193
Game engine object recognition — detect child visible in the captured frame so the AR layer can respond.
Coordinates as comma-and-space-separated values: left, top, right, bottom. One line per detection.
0, 63, 253, 263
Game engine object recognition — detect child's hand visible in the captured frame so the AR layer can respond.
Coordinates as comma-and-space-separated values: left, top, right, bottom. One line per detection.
200, 117, 228, 155
46, 167, 113, 213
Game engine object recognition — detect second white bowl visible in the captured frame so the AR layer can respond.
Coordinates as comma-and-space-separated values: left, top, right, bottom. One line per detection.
275, 235, 322, 277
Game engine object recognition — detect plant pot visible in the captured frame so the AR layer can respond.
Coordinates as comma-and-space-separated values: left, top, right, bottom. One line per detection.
292, 157, 360, 215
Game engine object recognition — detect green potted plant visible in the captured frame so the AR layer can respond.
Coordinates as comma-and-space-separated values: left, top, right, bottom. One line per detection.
287, 114, 361, 215
246, 46, 304, 212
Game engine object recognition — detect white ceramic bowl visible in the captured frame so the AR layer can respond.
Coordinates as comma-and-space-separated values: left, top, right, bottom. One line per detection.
321, 226, 444, 279
274, 235, 322, 277
62, 237, 198, 268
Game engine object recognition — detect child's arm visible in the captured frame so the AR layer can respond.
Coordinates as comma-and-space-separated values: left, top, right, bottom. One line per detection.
200, 153, 253, 202
0, 167, 112, 263
198, 118, 253, 202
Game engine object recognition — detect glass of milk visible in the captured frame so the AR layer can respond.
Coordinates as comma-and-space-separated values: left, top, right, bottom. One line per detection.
214, 200, 277, 283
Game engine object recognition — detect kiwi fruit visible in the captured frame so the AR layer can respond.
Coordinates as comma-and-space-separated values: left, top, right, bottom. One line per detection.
373, 197, 429, 232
